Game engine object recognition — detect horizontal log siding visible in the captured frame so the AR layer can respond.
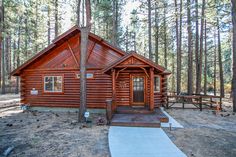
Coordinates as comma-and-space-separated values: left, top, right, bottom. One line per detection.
116, 72, 130, 106
21, 69, 112, 108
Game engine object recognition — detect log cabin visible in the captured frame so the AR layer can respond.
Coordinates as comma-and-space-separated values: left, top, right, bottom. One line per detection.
11, 26, 171, 113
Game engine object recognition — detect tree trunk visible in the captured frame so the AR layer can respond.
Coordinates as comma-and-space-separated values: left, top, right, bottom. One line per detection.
231, 0, 236, 112
0, 0, 2, 90
25, 18, 28, 59
176, 0, 182, 95
54, 0, 58, 38
34, 2, 38, 53
1, 2, 5, 94
79, 0, 91, 122
187, 0, 193, 95
175, 0, 181, 94
214, 30, 217, 96
77, 0, 81, 26
16, 18, 22, 94
196, 0, 205, 94
154, 1, 159, 64
163, 2, 167, 68
204, 19, 207, 95
148, 0, 152, 60
48, 5, 51, 45
217, 16, 224, 97
195, 0, 199, 94
125, 26, 129, 52
5, 36, 9, 79
8, 35, 11, 74
13, 39, 16, 70
112, 0, 118, 46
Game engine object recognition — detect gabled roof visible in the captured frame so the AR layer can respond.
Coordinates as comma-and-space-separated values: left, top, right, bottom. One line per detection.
102, 52, 171, 75
11, 25, 126, 76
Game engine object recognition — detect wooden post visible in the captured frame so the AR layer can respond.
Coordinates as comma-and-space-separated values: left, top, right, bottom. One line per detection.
166, 96, 169, 109
106, 99, 112, 125
150, 68, 154, 111
199, 96, 202, 111
220, 97, 222, 111
112, 69, 116, 111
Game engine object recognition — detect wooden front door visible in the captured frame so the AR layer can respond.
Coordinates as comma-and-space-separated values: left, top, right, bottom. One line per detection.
131, 75, 146, 106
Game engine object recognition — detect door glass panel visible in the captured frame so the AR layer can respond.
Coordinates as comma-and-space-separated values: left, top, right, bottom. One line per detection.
133, 77, 144, 103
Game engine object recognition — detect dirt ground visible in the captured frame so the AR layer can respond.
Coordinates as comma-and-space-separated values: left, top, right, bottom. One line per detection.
0, 94, 20, 109
1, 95, 236, 157
164, 101, 236, 157
0, 109, 110, 157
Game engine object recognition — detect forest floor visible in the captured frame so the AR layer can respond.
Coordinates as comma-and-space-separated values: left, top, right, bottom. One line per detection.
0, 95, 236, 157
164, 100, 236, 157
0, 109, 110, 157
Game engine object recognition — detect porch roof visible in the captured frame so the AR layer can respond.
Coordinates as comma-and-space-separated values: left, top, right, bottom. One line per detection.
102, 52, 171, 75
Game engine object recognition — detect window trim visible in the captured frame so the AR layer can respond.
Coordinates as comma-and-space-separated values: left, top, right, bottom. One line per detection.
43, 75, 64, 94
154, 75, 161, 93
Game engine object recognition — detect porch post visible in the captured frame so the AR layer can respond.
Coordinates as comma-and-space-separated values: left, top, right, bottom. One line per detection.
112, 68, 117, 111
150, 67, 154, 111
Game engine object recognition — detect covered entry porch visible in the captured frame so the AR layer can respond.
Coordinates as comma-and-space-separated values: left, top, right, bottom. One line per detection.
103, 52, 171, 127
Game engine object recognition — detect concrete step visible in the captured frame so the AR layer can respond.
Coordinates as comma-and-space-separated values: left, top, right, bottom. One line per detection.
111, 113, 161, 128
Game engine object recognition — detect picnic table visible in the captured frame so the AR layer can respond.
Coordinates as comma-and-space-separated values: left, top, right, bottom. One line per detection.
166, 94, 222, 111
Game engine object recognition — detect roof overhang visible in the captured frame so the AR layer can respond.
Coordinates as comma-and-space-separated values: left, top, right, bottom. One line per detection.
102, 52, 171, 75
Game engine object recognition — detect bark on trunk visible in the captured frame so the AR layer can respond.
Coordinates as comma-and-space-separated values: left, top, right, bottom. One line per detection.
77, 0, 81, 26
34, 2, 38, 53
175, 0, 179, 94
214, 30, 217, 96
54, 0, 58, 37
112, 0, 118, 46
148, 0, 152, 60
217, 17, 224, 97
176, 0, 182, 95
231, 0, 236, 112
187, 0, 193, 95
196, 0, 205, 94
204, 19, 207, 95
195, 0, 199, 94
16, 18, 22, 94
79, 0, 91, 122
154, 2, 159, 64
163, 2, 167, 68
47, 5, 51, 45
0, 2, 5, 94
0, 1, 2, 90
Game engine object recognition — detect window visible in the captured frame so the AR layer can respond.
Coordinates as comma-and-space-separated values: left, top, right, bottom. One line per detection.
154, 76, 161, 92
44, 76, 63, 92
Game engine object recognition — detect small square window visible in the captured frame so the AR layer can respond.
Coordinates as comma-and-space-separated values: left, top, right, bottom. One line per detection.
44, 76, 63, 92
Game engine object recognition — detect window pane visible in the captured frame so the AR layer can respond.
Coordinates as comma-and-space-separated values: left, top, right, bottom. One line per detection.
54, 76, 62, 92
44, 76, 62, 92
154, 76, 160, 92
45, 77, 53, 91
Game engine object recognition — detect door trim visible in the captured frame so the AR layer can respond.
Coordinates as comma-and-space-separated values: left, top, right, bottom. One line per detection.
130, 74, 146, 106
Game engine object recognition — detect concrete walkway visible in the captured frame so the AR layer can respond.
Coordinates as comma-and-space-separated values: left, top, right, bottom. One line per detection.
109, 126, 186, 157
160, 109, 184, 128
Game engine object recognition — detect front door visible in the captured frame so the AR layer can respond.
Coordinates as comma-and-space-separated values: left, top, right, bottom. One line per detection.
131, 75, 146, 106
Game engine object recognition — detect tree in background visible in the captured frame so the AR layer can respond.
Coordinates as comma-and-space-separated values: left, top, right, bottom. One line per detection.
148, 0, 152, 60
0, 0, 3, 93
232, 0, 236, 112
187, 0, 193, 95
77, 0, 91, 122
0, 0, 233, 100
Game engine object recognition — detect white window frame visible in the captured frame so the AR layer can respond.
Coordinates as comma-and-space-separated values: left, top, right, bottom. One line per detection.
44, 76, 63, 93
